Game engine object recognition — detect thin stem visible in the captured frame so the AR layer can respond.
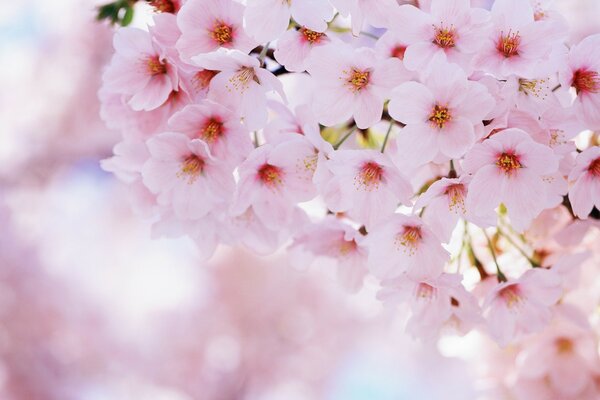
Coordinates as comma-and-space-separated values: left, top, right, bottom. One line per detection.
496, 227, 540, 267
258, 42, 270, 65
380, 120, 394, 153
333, 126, 357, 150
482, 229, 507, 282
448, 159, 457, 178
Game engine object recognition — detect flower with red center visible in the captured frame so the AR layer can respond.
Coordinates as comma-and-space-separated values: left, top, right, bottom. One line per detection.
320, 150, 412, 228
560, 34, 600, 129
141, 132, 235, 219
103, 27, 178, 111
306, 43, 410, 129
389, 57, 495, 165
244, 0, 334, 43
364, 214, 449, 280
168, 100, 253, 165
378, 273, 482, 339
392, 0, 492, 71
463, 128, 560, 232
568, 147, 600, 218
474, 0, 566, 78
176, 0, 256, 62
483, 268, 562, 346
274, 27, 331, 72
391, 45, 407, 60
231, 138, 317, 229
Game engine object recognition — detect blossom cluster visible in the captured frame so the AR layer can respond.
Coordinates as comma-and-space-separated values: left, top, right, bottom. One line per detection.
100, 0, 600, 394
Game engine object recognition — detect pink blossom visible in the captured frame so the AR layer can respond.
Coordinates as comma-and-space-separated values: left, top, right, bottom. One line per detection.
559, 34, 600, 129
291, 217, 368, 292
167, 100, 252, 165
141, 132, 234, 219
463, 128, 560, 232
231, 137, 316, 229
274, 28, 331, 73
388, 58, 495, 165
244, 0, 334, 43
568, 146, 600, 219
192, 49, 285, 130
393, 0, 491, 72
319, 150, 412, 228
483, 268, 562, 346
103, 27, 178, 111
364, 214, 449, 280
176, 0, 256, 63
306, 43, 410, 129
473, 0, 565, 78
378, 273, 483, 339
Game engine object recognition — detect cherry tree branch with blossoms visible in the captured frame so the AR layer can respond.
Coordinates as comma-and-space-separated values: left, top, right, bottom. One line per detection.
99, 0, 600, 397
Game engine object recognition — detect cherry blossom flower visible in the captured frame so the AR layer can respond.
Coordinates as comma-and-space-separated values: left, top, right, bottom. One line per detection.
388, 58, 495, 165
568, 146, 600, 218
141, 132, 235, 219
244, 0, 335, 43
103, 27, 178, 111
231, 137, 316, 229
274, 28, 331, 73
176, 0, 256, 62
364, 214, 449, 280
473, 0, 566, 78
559, 34, 600, 129
306, 43, 410, 129
291, 217, 368, 292
378, 273, 483, 339
192, 49, 285, 130
483, 268, 562, 346
463, 128, 560, 232
167, 100, 253, 165
319, 150, 412, 228
393, 0, 491, 72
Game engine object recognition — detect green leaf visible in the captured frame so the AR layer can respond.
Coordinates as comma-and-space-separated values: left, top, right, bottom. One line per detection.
121, 6, 134, 26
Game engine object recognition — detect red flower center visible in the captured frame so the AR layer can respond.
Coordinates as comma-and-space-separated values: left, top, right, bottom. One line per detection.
429, 104, 452, 129
498, 285, 522, 308
395, 225, 422, 254
178, 154, 205, 183
496, 152, 522, 174
147, 56, 167, 76
301, 28, 325, 44
193, 70, 218, 91
571, 69, 600, 94
391, 45, 407, 60
433, 25, 456, 49
199, 118, 224, 143
554, 337, 574, 354
444, 183, 466, 213
211, 21, 233, 45
257, 164, 283, 187
588, 157, 600, 177
416, 282, 436, 299
496, 30, 521, 58
356, 161, 384, 190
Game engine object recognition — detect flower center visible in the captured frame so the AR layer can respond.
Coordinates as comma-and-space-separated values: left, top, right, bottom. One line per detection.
496, 152, 522, 174
433, 25, 456, 49
554, 337, 574, 354
339, 239, 357, 255
148, 0, 177, 13
496, 30, 521, 58
199, 118, 224, 143
211, 21, 233, 45
588, 157, 600, 177
518, 78, 549, 99
416, 282, 436, 300
301, 28, 325, 44
178, 154, 205, 183
346, 68, 371, 92
228, 67, 257, 92
498, 285, 522, 308
193, 70, 218, 91
428, 104, 451, 129
395, 225, 422, 255
571, 69, 600, 94
257, 164, 283, 187
355, 161, 383, 190
147, 56, 167, 76
445, 183, 466, 213
391, 45, 407, 60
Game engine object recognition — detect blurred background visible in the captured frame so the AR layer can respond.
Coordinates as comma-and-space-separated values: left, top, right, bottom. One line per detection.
0, 1, 599, 399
